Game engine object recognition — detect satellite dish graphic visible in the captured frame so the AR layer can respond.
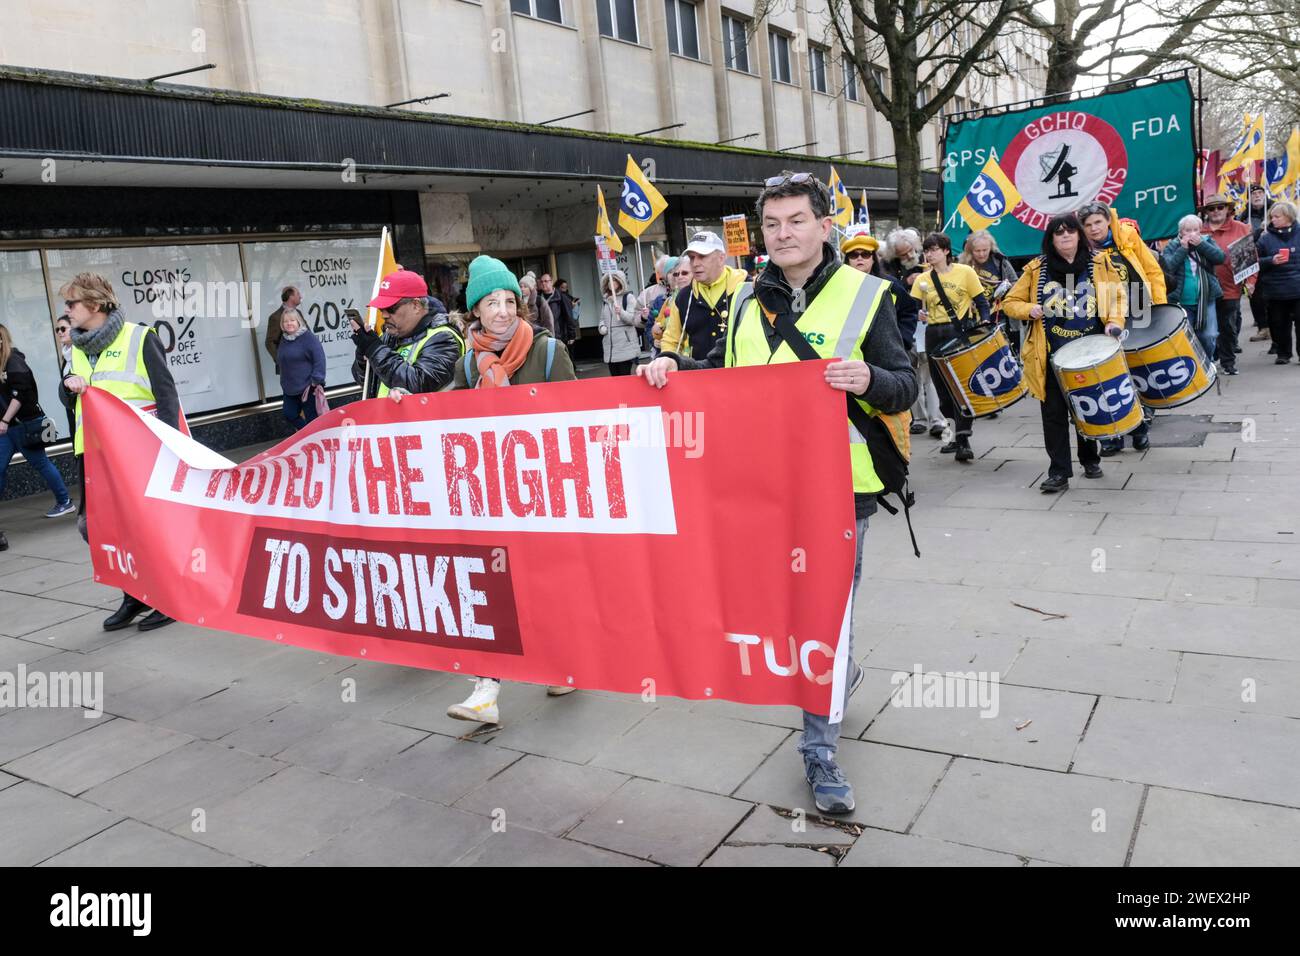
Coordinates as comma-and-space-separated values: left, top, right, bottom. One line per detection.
1039, 144, 1079, 199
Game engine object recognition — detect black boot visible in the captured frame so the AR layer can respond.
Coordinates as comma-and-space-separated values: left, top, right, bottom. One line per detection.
103, 594, 147, 631
954, 438, 975, 462
0, 530, 8, 552
137, 610, 175, 632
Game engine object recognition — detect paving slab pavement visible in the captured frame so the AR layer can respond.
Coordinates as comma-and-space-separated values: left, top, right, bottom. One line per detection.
1, 342, 1298, 865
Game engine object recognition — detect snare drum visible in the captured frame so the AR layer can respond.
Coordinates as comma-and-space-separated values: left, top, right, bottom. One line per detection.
1123, 304, 1216, 408
1051, 334, 1145, 439
932, 325, 1029, 419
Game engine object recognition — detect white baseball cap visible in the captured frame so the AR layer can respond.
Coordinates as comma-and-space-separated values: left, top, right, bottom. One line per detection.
684, 230, 726, 256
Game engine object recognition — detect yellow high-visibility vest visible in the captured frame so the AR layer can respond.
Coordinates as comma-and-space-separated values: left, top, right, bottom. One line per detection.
376, 324, 464, 397
725, 266, 889, 494
69, 321, 159, 455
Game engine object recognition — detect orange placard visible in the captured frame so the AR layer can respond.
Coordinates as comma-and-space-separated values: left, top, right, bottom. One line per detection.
722, 215, 750, 257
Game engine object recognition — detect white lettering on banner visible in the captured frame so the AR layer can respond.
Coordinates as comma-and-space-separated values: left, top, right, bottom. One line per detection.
145, 407, 678, 535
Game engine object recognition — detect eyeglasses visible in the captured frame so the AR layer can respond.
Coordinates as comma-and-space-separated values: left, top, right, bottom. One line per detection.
764, 172, 813, 188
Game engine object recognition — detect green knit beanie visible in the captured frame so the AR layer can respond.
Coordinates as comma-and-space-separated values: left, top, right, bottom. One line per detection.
466, 255, 522, 312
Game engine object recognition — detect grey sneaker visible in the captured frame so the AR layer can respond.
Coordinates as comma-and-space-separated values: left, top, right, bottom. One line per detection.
804, 751, 855, 814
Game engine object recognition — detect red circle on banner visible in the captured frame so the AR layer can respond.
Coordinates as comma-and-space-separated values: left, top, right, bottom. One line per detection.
1000, 112, 1129, 228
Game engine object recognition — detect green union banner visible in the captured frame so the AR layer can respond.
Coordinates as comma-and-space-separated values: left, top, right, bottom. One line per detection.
941, 77, 1196, 257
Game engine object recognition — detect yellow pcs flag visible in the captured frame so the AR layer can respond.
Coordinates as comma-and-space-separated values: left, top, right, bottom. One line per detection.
596, 185, 623, 253
828, 166, 854, 228
957, 157, 1023, 231
1221, 113, 1265, 177
617, 155, 668, 239
366, 226, 401, 335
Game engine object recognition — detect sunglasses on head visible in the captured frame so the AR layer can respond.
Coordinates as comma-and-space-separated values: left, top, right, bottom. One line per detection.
764, 172, 813, 188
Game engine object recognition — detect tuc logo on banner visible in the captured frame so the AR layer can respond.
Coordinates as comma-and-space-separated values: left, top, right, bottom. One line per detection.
82, 362, 858, 720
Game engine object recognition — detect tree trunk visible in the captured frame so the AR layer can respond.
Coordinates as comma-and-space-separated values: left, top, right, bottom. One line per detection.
1043, 35, 1081, 96
892, 113, 927, 227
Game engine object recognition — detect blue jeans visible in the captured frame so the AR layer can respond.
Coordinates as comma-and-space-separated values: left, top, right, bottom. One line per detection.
799, 513, 868, 762
1184, 302, 1218, 363
282, 391, 319, 431
0, 418, 71, 505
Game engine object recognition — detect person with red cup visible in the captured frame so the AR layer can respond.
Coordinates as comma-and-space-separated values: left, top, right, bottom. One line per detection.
1256, 201, 1300, 364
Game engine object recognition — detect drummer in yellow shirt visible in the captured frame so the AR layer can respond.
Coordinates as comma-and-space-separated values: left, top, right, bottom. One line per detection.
910, 232, 992, 462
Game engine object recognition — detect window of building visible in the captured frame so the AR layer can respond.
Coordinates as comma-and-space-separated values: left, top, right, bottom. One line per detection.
769, 30, 792, 85
722, 14, 750, 72
809, 45, 828, 93
511, 0, 563, 24
665, 0, 700, 59
870, 64, 886, 93
842, 59, 860, 102
598, 0, 638, 42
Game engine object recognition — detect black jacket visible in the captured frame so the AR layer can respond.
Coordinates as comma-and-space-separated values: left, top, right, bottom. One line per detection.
2, 348, 43, 421
351, 303, 464, 397
545, 289, 577, 342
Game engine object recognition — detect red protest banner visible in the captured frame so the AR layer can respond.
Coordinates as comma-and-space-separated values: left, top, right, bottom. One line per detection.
81, 362, 857, 718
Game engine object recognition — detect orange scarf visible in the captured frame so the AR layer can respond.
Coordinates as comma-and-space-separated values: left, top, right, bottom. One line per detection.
470, 319, 534, 387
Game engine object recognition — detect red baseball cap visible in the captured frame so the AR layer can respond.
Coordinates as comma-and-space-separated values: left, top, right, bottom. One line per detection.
368, 269, 427, 309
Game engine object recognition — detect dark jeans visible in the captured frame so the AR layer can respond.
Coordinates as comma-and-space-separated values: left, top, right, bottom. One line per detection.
1216, 296, 1242, 369
606, 360, 635, 377
0, 418, 71, 505
1042, 369, 1100, 479
925, 323, 973, 439
282, 391, 319, 431
1269, 297, 1300, 360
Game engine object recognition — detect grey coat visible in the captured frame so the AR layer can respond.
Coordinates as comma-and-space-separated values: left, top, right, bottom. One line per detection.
599, 273, 643, 364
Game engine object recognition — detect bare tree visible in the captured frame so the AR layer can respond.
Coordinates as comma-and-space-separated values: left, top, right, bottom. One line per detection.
787, 0, 1033, 226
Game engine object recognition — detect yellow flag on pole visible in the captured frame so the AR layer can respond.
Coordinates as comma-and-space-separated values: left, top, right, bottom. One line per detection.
596, 185, 623, 253
1221, 113, 1266, 178
617, 155, 668, 239
366, 226, 401, 335
828, 166, 854, 229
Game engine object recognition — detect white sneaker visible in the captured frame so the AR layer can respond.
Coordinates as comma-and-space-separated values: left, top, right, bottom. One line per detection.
446, 677, 500, 723
546, 685, 576, 697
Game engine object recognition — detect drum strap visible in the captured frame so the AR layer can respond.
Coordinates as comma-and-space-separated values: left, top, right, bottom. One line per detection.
770, 310, 921, 558
930, 271, 973, 339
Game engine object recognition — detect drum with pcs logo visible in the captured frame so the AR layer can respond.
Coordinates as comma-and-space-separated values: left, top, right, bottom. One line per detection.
1051, 334, 1145, 439
1122, 304, 1216, 408
931, 325, 1029, 419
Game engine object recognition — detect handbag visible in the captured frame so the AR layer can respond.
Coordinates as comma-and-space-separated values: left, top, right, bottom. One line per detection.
19, 407, 55, 451
304, 384, 329, 418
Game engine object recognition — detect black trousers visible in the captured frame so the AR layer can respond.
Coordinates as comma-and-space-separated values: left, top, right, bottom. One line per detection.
925, 323, 973, 439
1269, 297, 1300, 360
1216, 297, 1242, 369
606, 360, 635, 377
1042, 368, 1100, 479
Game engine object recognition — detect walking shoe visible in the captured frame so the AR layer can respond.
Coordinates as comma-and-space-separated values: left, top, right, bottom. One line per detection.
1099, 442, 1121, 457
546, 684, 577, 696
44, 500, 75, 519
954, 440, 975, 462
1275, 356, 1291, 365
103, 595, 147, 631
1250, 329, 1270, 341
1133, 433, 1150, 451
447, 677, 501, 723
940, 441, 959, 454
929, 423, 946, 438
909, 421, 927, 435
1039, 475, 1069, 493
848, 662, 865, 699
1223, 366, 1239, 375
0, 530, 7, 552
1084, 464, 1104, 479
1234, 346, 1243, 354
804, 750, 855, 814
137, 610, 174, 631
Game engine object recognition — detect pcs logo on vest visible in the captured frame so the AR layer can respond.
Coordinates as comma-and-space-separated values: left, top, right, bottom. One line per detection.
801, 331, 827, 346
967, 347, 1021, 398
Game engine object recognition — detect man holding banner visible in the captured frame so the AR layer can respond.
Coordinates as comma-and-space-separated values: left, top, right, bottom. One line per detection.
638, 172, 918, 814
350, 269, 465, 399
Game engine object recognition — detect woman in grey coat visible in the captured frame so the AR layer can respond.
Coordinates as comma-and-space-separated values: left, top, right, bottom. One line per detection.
599, 271, 645, 376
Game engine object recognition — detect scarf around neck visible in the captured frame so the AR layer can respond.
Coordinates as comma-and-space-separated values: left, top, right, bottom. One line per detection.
70, 308, 125, 359
469, 316, 534, 387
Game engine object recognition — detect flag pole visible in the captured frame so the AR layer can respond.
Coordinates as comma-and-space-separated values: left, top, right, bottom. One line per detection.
361, 225, 390, 400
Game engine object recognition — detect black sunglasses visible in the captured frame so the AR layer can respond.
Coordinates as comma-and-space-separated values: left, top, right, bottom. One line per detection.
846, 250, 874, 258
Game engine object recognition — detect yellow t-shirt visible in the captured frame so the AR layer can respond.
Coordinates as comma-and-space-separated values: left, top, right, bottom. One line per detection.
910, 263, 984, 324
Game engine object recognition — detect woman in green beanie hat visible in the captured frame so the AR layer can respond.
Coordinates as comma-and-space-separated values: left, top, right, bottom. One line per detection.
448, 254, 577, 723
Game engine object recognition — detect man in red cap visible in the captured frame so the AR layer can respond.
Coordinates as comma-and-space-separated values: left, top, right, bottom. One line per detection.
350, 269, 464, 397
